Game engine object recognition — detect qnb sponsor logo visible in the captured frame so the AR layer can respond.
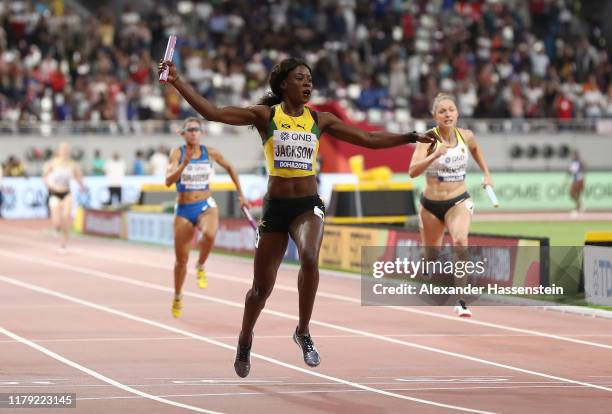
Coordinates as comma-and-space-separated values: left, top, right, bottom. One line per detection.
275, 130, 315, 143
290, 132, 313, 142
443, 154, 466, 163
441, 156, 467, 168
593, 259, 612, 297
183, 163, 211, 174
84, 213, 122, 236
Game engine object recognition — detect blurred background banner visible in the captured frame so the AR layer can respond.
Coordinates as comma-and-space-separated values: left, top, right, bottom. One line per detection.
0, 174, 355, 219
409, 171, 612, 211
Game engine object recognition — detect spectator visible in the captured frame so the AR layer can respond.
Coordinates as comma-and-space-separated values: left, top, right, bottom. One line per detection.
132, 150, 146, 175
555, 91, 574, 120
150, 145, 169, 176
91, 150, 105, 176
356, 77, 390, 110
525, 78, 544, 118
4, 156, 26, 177
457, 81, 478, 118
104, 152, 126, 206
507, 81, 526, 119
583, 75, 604, 118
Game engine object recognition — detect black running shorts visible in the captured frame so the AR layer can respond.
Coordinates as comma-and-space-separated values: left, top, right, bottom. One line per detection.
420, 192, 471, 222
259, 194, 325, 233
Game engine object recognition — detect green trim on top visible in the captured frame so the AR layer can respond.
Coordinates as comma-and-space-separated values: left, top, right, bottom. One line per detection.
309, 109, 320, 137
455, 127, 466, 145
263, 105, 278, 145
433, 126, 464, 146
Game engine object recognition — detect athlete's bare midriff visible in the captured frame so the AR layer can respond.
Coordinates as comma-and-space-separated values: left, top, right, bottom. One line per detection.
267, 175, 318, 199
176, 189, 213, 205
423, 177, 468, 201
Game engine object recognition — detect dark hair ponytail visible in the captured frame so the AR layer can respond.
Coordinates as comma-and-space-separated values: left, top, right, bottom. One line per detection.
258, 57, 312, 106
258, 91, 283, 107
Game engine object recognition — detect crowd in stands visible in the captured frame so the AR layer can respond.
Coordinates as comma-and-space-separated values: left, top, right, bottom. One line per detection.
94, 146, 169, 176
89, 145, 170, 177
3, 146, 169, 177
0, 0, 610, 125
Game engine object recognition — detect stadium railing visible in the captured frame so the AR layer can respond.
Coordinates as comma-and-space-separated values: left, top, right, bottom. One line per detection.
0, 118, 608, 137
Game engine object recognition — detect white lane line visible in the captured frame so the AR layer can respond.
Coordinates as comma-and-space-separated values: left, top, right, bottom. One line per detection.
148, 377, 292, 380
0, 303, 167, 309
0, 336, 189, 344
69, 383, 610, 402
0, 275, 495, 414
3, 380, 612, 389
3, 332, 612, 346
0, 326, 222, 414
3, 232, 610, 352
1, 250, 611, 394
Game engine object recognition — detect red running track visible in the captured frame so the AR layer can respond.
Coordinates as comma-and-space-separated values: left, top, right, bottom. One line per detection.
1, 220, 611, 413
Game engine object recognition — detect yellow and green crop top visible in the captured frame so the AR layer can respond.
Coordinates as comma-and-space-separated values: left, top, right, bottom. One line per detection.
263, 105, 321, 178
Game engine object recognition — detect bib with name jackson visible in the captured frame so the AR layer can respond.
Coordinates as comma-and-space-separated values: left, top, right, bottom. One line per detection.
263, 105, 321, 178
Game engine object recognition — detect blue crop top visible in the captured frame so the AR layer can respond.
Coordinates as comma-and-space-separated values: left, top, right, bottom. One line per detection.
176, 145, 213, 192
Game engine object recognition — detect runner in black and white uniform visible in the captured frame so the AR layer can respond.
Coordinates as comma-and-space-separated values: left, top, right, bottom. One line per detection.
409, 93, 494, 317
43, 142, 85, 253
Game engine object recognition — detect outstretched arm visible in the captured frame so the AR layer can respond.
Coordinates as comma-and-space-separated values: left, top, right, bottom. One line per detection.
462, 129, 493, 187
158, 61, 269, 129
208, 147, 248, 207
318, 112, 436, 148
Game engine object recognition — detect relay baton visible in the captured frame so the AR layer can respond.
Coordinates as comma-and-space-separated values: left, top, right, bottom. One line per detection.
241, 205, 258, 230
159, 35, 177, 83
484, 185, 499, 208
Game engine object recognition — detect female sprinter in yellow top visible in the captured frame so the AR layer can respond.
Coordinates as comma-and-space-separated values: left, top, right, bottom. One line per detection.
43, 142, 85, 253
166, 117, 247, 318
409, 93, 494, 317
159, 57, 436, 377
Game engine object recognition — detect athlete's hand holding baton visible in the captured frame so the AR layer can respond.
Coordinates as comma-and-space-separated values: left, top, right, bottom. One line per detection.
482, 175, 499, 208
159, 35, 177, 84
241, 205, 258, 230
484, 185, 499, 207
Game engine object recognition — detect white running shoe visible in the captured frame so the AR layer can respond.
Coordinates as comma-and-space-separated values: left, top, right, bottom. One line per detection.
454, 299, 472, 317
